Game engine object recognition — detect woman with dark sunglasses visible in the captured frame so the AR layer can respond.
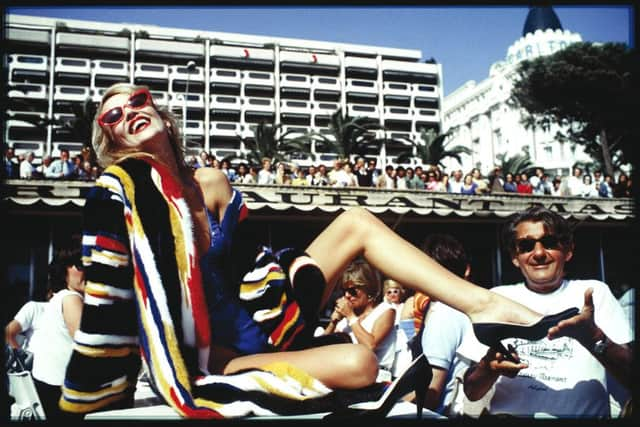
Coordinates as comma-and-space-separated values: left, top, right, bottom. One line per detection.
323, 260, 397, 382
61, 83, 575, 419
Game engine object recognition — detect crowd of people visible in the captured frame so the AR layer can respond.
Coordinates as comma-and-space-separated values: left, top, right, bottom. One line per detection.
4, 143, 633, 199
2, 145, 102, 181
5, 83, 633, 420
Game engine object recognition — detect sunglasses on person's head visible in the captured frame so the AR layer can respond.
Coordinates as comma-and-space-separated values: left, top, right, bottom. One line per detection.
386, 288, 400, 295
343, 287, 361, 297
515, 235, 561, 254
97, 89, 153, 127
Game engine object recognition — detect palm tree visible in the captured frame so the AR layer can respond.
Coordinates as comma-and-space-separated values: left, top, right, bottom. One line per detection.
311, 108, 383, 161
396, 129, 471, 168
241, 121, 312, 166
496, 151, 534, 176
5, 97, 97, 160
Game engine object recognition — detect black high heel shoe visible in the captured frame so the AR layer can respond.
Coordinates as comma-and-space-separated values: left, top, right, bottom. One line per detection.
324, 353, 431, 420
473, 307, 580, 362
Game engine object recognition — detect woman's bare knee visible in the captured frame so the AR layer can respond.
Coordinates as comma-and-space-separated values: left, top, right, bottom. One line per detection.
341, 344, 378, 387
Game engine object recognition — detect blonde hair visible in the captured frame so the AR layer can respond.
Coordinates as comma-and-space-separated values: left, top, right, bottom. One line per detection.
92, 83, 188, 173
340, 259, 381, 302
383, 279, 405, 297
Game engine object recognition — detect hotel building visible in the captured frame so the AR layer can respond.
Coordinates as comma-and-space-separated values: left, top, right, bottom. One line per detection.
5, 13, 443, 167
442, 6, 592, 177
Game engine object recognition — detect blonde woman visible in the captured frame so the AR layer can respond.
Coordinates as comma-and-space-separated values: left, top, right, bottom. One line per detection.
325, 260, 396, 380
61, 83, 577, 418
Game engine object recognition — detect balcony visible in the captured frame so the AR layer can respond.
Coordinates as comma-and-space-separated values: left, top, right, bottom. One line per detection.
6, 120, 46, 142
210, 121, 241, 138
382, 81, 412, 96
311, 76, 341, 92
53, 85, 91, 102
150, 90, 169, 107
168, 92, 205, 111
169, 64, 205, 83
280, 73, 311, 89
55, 56, 91, 75
210, 45, 274, 71
280, 100, 312, 115
210, 95, 241, 110
184, 120, 205, 136
243, 97, 275, 113
8, 54, 48, 73
91, 59, 129, 78
279, 50, 339, 76
134, 62, 169, 81
345, 78, 378, 94
344, 56, 378, 79
347, 104, 380, 120
414, 108, 440, 123
383, 106, 412, 122
241, 70, 275, 86
56, 32, 129, 55
135, 38, 203, 60
312, 101, 339, 116
412, 83, 439, 98
210, 68, 241, 84
8, 83, 48, 99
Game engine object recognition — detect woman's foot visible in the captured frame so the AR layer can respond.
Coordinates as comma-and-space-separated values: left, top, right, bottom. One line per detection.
467, 291, 545, 327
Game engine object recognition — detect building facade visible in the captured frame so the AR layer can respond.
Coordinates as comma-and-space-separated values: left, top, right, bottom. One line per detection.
5, 13, 443, 167
442, 7, 591, 177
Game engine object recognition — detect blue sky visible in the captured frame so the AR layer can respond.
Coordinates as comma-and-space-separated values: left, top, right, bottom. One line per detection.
7, 5, 633, 96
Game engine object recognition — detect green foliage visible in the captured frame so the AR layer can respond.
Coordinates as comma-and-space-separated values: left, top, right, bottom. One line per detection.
241, 121, 312, 166
396, 129, 471, 168
510, 42, 640, 175
311, 108, 383, 161
496, 151, 534, 176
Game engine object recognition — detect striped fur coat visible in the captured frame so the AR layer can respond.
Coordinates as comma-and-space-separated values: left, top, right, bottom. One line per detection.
60, 157, 338, 418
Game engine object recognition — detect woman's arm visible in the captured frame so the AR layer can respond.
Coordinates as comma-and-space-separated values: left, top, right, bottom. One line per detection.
62, 293, 84, 339
5, 320, 23, 349
350, 307, 395, 351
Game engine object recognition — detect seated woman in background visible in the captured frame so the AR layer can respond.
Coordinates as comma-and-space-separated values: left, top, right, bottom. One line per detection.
61, 83, 571, 419
382, 279, 415, 378
323, 260, 397, 381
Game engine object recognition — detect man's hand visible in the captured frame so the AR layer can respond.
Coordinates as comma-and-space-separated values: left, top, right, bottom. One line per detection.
478, 345, 528, 379
547, 287, 601, 347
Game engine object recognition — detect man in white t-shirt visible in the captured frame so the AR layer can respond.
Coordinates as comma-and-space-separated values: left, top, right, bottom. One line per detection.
459, 206, 632, 418
419, 234, 474, 417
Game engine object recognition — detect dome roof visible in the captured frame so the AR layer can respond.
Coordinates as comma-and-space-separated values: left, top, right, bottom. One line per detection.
522, 6, 563, 36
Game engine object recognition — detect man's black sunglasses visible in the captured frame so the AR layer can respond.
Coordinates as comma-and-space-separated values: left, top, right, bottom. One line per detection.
515, 235, 561, 253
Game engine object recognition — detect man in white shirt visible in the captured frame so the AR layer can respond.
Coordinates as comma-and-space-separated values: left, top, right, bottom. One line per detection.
19, 151, 37, 179
460, 206, 632, 418
257, 157, 275, 185
448, 170, 464, 194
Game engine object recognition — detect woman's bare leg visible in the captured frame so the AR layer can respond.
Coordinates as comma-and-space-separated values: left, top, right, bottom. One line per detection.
305, 208, 541, 325
222, 344, 378, 390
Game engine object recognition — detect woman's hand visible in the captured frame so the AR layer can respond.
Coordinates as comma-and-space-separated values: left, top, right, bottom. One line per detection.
334, 296, 355, 319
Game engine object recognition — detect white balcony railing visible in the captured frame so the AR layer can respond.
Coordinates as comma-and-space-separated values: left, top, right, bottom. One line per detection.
55, 57, 91, 75
53, 85, 90, 102
210, 68, 241, 84
134, 62, 169, 80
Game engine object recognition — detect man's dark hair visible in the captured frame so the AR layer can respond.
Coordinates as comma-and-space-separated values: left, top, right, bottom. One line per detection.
48, 246, 82, 293
420, 234, 469, 278
502, 206, 574, 257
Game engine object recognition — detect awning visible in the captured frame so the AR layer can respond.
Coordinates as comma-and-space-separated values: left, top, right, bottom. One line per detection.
2, 180, 634, 223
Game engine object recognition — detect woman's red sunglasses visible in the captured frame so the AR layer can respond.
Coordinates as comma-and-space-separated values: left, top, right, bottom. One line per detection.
97, 89, 153, 127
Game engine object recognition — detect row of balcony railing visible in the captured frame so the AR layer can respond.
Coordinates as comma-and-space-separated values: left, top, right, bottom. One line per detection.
8, 54, 440, 96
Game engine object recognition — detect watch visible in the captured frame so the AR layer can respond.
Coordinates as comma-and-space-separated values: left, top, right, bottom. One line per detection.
593, 336, 609, 357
